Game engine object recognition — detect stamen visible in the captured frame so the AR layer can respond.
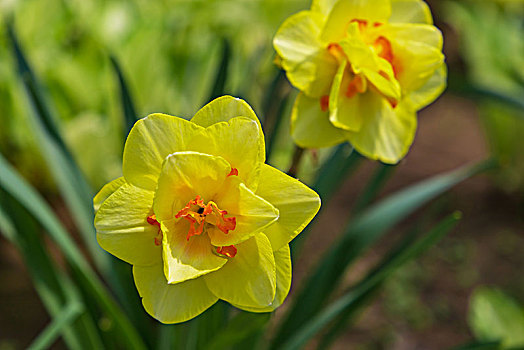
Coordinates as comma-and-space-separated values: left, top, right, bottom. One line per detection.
327, 43, 345, 63
147, 214, 160, 227
320, 95, 329, 112
346, 75, 366, 98
202, 201, 236, 234
374, 36, 401, 78
175, 196, 236, 241
374, 36, 393, 64
227, 168, 239, 177
147, 214, 163, 246
350, 19, 368, 32
216, 245, 237, 258
378, 70, 390, 81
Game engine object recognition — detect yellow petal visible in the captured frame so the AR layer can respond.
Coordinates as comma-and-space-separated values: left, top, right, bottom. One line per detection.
311, 0, 339, 16
329, 60, 365, 131
153, 151, 231, 222
386, 23, 443, 49
273, 11, 338, 97
208, 176, 279, 247
291, 92, 346, 148
405, 63, 447, 110
93, 176, 125, 214
386, 25, 444, 92
254, 164, 320, 251
339, 24, 401, 101
123, 114, 204, 191
133, 263, 218, 324
161, 219, 227, 284
344, 94, 417, 164
95, 182, 161, 266
390, 0, 433, 24
204, 234, 276, 308
233, 244, 292, 312
188, 117, 264, 191
321, 0, 392, 43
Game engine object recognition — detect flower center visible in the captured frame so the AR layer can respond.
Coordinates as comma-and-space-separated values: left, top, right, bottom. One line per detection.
175, 195, 236, 240
321, 18, 400, 111
175, 195, 237, 258
146, 168, 239, 257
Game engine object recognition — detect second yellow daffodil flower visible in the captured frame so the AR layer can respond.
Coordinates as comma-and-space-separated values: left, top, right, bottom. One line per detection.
94, 96, 320, 323
274, 0, 446, 163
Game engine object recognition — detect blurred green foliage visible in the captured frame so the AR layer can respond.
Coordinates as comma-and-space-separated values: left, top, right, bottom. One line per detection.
445, 0, 524, 194
0, 0, 308, 190
468, 287, 524, 349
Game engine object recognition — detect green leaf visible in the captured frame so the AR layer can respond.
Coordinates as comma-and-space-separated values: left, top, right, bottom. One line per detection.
451, 341, 503, 350
110, 55, 139, 138
208, 39, 231, 102
312, 143, 363, 201
272, 159, 495, 347
6, 21, 69, 155
262, 69, 292, 159
291, 143, 363, 255
0, 153, 147, 350
27, 301, 84, 350
352, 162, 396, 214
318, 211, 461, 349
469, 287, 524, 348
206, 311, 270, 350
0, 192, 101, 349
6, 22, 105, 270
7, 25, 152, 342
279, 212, 462, 350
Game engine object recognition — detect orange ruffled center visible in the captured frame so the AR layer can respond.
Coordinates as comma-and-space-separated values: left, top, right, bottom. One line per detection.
147, 168, 239, 257
175, 195, 236, 239
321, 19, 400, 111
175, 195, 237, 258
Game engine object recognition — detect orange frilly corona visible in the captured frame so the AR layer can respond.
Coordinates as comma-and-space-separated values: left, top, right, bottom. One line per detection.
93, 96, 321, 323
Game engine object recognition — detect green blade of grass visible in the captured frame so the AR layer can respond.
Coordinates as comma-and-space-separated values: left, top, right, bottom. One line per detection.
6, 25, 150, 339
291, 144, 363, 255
6, 22, 106, 271
312, 143, 363, 201
318, 210, 460, 349
448, 76, 524, 118
0, 153, 147, 350
6, 21, 70, 155
280, 212, 462, 350
27, 301, 84, 350
208, 39, 231, 102
262, 70, 292, 159
206, 312, 270, 350
451, 341, 503, 350
157, 324, 182, 350
352, 163, 396, 214
0, 194, 101, 349
110, 55, 139, 138
272, 159, 495, 347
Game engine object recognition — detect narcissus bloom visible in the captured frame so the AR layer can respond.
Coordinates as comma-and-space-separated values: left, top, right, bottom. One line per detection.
94, 96, 320, 323
274, 0, 446, 163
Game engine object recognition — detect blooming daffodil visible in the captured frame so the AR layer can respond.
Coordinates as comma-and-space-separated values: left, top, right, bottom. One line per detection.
94, 96, 321, 323
274, 0, 446, 163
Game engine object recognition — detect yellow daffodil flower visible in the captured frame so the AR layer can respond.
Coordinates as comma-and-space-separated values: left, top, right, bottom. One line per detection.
274, 0, 446, 163
93, 96, 321, 323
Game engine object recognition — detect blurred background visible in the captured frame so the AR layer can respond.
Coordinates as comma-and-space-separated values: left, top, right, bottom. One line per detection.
0, 0, 523, 349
